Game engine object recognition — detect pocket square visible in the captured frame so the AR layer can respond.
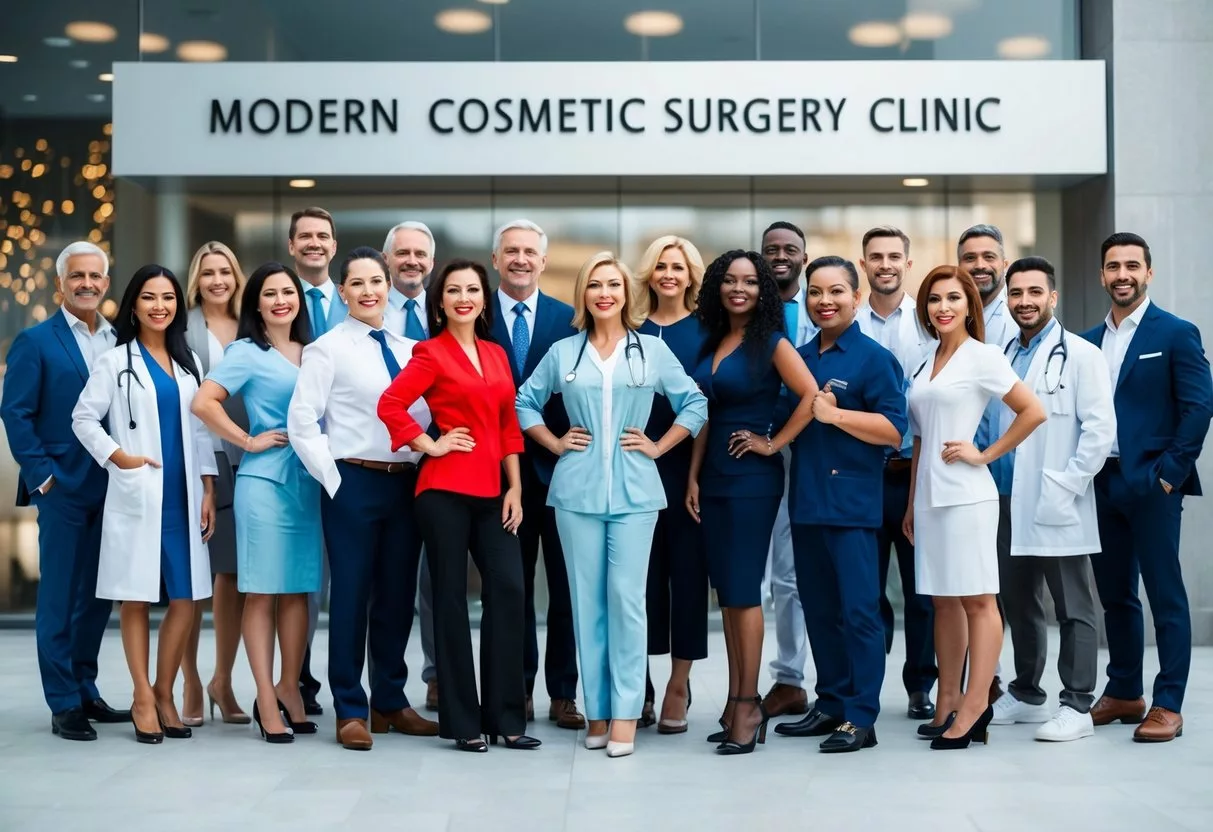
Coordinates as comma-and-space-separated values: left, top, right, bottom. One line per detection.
1139, 352, 1163, 360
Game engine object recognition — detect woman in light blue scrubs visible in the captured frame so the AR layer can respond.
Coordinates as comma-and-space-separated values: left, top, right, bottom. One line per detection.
516, 251, 707, 758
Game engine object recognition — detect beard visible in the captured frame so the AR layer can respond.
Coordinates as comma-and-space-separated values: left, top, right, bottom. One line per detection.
1107, 281, 1146, 308
870, 276, 902, 296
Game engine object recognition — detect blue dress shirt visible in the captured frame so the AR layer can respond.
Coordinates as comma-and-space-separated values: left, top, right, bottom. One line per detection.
987, 318, 1056, 495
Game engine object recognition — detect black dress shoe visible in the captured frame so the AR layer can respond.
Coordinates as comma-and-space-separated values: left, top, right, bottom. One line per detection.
489, 733, 542, 750
907, 692, 936, 721
83, 698, 132, 723
773, 708, 841, 738
819, 722, 877, 753
301, 689, 323, 717
51, 707, 98, 741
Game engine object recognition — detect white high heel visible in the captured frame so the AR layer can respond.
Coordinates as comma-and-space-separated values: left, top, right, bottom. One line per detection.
606, 740, 634, 758
584, 733, 609, 750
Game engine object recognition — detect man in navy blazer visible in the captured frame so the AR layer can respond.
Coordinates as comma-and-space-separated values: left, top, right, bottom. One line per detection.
1081, 232, 1213, 742
1, 241, 129, 740
489, 219, 584, 729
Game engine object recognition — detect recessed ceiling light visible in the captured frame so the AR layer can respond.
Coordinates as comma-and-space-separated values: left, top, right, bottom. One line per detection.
99, 72, 114, 82
903, 177, 930, 187
902, 12, 953, 40
70, 59, 90, 69
65, 21, 118, 43
87, 93, 107, 103
177, 40, 228, 62
477, 0, 510, 4
43, 37, 72, 48
289, 179, 316, 189
22, 94, 38, 102
997, 35, 1051, 59
435, 9, 493, 34
139, 32, 171, 53
624, 11, 684, 37
849, 21, 902, 48
0, 55, 17, 63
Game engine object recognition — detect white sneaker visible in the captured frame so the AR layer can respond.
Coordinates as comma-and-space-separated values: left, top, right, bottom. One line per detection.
1035, 706, 1095, 742
990, 692, 1052, 725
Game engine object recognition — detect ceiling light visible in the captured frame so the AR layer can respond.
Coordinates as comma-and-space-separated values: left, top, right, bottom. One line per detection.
65, 21, 118, 43
903, 177, 930, 187
902, 12, 953, 40
70, 59, 90, 69
289, 179, 316, 189
43, 37, 72, 47
139, 32, 171, 53
477, 0, 510, 4
997, 35, 1051, 59
0, 54, 17, 63
22, 94, 38, 102
435, 9, 493, 34
177, 40, 228, 62
87, 94, 107, 103
624, 11, 684, 37
99, 72, 114, 82
849, 21, 902, 48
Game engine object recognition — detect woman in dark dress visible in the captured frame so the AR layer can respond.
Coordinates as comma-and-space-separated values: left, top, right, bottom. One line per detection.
687, 250, 818, 755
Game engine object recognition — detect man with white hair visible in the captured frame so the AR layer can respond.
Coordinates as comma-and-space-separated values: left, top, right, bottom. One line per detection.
488, 219, 585, 729
2, 241, 129, 740
382, 220, 440, 712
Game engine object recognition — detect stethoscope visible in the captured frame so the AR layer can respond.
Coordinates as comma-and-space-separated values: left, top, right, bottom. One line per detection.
1004, 328, 1067, 394
116, 341, 145, 430
564, 330, 648, 387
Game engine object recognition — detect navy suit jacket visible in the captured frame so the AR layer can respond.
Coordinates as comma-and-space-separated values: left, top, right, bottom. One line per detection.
490, 291, 576, 485
1081, 301, 1213, 497
1, 309, 109, 507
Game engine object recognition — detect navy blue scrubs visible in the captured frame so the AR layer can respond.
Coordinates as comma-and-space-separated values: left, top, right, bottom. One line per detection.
788, 322, 907, 729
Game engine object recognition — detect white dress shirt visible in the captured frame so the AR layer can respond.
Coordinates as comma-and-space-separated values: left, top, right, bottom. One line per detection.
983, 289, 1018, 350
498, 286, 539, 336
287, 317, 430, 497
1100, 297, 1152, 456
856, 291, 930, 373
61, 306, 116, 371
385, 287, 429, 338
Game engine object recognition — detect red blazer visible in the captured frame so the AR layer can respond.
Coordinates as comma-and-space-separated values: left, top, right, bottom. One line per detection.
378, 330, 525, 498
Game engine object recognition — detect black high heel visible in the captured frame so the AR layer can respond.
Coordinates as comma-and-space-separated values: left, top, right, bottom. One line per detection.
917, 710, 957, 740
253, 701, 295, 744
455, 738, 488, 753
156, 706, 192, 740
489, 733, 542, 750
930, 706, 994, 750
716, 696, 769, 755
276, 698, 318, 735
132, 703, 164, 745
706, 691, 733, 743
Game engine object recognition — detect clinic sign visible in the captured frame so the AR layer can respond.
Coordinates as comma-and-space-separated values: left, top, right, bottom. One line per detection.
112, 61, 1107, 177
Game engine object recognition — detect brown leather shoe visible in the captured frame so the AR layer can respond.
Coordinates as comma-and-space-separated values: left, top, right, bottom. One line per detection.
1133, 707, 1182, 742
425, 679, 439, 712
549, 698, 586, 729
762, 683, 809, 718
369, 707, 439, 736
1090, 695, 1147, 726
336, 718, 373, 750
988, 676, 1005, 707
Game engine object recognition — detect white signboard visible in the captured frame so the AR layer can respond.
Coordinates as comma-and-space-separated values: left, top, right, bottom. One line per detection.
112, 61, 1107, 177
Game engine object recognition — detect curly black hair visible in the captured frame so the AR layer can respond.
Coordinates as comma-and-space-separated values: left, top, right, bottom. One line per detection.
696, 249, 786, 366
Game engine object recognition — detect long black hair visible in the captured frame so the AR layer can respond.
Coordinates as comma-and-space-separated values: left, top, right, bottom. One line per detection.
696, 249, 784, 366
427, 259, 494, 340
114, 264, 200, 383
237, 261, 313, 350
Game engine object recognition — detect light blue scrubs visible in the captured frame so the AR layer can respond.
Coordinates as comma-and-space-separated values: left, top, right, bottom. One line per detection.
516, 331, 707, 721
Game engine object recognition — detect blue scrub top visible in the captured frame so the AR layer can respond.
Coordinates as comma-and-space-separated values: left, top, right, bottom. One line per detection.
789, 322, 908, 528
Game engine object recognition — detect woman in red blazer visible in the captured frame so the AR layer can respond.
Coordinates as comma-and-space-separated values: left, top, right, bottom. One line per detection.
378, 259, 536, 753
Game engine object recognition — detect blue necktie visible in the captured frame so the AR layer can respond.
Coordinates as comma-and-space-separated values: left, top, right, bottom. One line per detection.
404, 298, 426, 341
307, 287, 328, 340
368, 329, 401, 379
511, 302, 530, 372
784, 299, 798, 340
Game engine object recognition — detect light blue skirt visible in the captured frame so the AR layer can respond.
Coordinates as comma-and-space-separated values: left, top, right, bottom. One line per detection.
235, 467, 322, 595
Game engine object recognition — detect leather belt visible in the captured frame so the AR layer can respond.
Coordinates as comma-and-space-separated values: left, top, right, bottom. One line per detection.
884, 457, 912, 474
340, 458, 418, 474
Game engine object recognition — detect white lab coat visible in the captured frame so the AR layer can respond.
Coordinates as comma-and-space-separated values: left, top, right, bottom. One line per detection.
72, 343, 217, 601
857, 292, 933, 379
1006, 325, 1116, 556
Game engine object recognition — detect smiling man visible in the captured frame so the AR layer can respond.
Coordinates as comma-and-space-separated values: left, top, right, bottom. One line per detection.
1080, 232, 1213, 743
383, 221, 435, 341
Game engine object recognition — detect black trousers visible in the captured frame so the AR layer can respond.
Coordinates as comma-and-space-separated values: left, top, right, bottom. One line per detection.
645, 469, 709, 660
877, 465, 938, 695
518, 463, 579, 700
417, 489, 527, 741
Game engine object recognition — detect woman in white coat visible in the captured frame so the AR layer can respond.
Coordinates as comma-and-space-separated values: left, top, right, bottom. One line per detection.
73, 265, 217, 744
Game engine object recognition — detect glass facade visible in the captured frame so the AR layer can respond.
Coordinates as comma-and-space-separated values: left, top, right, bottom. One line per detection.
0, 0, 1078, 611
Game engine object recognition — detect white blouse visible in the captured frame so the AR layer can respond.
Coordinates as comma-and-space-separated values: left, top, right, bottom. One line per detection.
909, 337, 1019, 509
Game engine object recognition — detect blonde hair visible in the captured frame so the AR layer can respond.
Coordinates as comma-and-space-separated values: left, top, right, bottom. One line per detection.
571, 251, 645, 332
633, 235, 705, 317
186, 241, 245, 318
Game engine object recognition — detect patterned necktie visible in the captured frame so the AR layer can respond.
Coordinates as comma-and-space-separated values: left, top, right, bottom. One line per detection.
307, 287, 328, 340
368, 329, 401, 379
511, 301, 530, 372
784, 299, 798, 341
404, 298, 426, 341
